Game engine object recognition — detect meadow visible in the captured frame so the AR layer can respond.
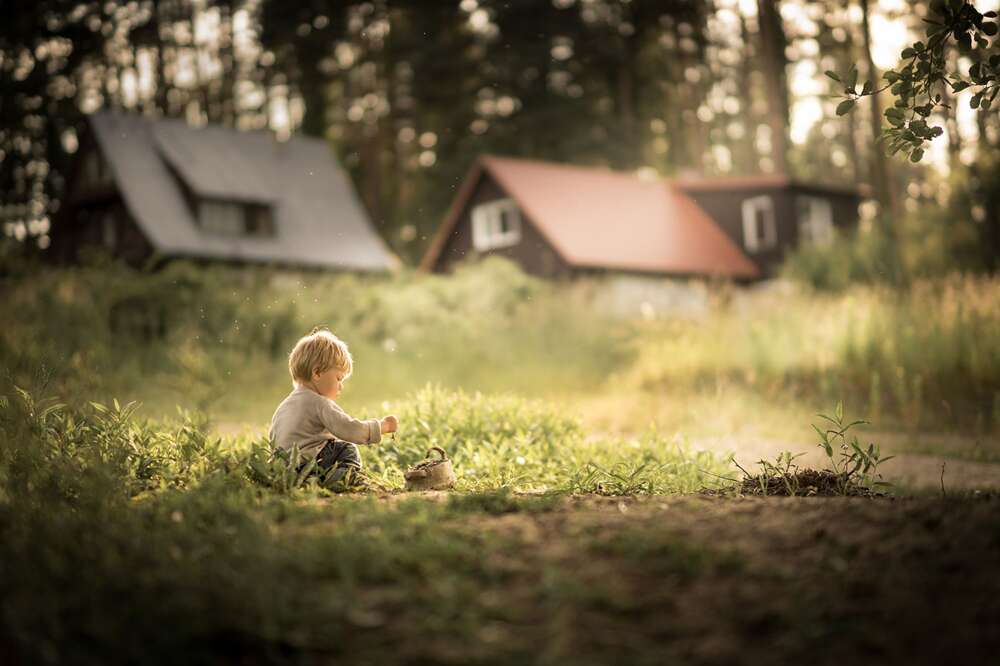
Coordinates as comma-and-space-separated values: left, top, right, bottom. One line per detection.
2, 256, 999, 664
4, 255, 998, 441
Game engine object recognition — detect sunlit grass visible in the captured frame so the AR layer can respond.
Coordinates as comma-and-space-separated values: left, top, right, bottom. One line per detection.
2, 258, 997, 444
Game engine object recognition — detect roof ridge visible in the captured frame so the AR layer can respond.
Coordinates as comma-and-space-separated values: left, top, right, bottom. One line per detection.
89, 110, 328, 149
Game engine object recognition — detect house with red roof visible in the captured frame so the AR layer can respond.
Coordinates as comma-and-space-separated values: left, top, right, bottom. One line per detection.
420, 156, 862, 280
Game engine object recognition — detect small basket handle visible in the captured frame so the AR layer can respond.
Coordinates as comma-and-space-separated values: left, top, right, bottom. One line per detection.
426, 446, 448, 461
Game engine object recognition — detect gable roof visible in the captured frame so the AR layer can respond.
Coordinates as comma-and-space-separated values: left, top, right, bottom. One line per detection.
674, 173, 866, 198
86, 112, 395, 271
421, 156, 760, 278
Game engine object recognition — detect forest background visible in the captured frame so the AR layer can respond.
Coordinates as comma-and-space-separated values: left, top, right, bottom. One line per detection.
2, 0, 1000, 271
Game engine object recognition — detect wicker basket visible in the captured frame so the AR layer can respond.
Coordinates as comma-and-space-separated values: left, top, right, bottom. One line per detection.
404, 447, 457, 491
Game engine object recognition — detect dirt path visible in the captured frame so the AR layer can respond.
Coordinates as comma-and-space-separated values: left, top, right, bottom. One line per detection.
284, 492, 1000, 665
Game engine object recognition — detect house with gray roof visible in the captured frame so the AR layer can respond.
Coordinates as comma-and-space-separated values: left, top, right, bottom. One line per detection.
51, 112, 395, 271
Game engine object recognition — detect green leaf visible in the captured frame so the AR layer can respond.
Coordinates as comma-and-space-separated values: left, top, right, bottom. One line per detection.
971, 93, 982, 108
847, 66, 859, 90
825, 70, 841, 82
836, 99, 856, 116
835, 401, 843, 422
982, 22, 997, 36
950, 80, 971, 92
910, 148, 925, 162
861, 80, 873, 95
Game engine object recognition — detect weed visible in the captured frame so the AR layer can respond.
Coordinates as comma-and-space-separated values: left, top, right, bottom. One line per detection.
730, 402, 893, 497
813, 401, 894, 493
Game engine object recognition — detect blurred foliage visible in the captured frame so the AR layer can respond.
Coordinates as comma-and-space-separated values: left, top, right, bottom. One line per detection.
628, 273, 1000, 434
2, 254, 997, 441
834, 0, 1000, 162
0, 254, 632, 418
783, 148, 1000, 288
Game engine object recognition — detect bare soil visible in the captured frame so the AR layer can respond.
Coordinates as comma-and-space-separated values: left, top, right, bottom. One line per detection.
327, 493, 1000, 665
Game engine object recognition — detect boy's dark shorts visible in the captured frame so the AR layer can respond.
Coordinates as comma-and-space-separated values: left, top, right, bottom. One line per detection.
299, 439, 363, 486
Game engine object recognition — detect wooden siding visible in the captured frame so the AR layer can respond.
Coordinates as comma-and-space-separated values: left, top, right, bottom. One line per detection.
434, 174, 570, 278
683, 185, 859, 275
49, 138, 154, 265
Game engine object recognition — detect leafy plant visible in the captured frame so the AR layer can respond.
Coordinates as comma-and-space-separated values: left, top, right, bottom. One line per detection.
730, 402, 894, 497
813, 401, 895, 494
833, 0, 1000, 161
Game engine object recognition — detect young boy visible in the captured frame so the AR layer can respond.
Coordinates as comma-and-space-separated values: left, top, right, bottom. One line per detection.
269, 327, 398, 486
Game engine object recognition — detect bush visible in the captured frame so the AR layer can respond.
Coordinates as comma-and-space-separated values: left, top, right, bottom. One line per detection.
781, 218, 903, 291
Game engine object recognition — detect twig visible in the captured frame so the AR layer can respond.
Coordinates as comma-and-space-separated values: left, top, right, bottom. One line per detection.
697, 467, 741, 484
730, 456, 754, 480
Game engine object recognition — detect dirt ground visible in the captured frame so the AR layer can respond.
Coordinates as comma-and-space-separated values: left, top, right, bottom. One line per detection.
319, 492, 1000, 666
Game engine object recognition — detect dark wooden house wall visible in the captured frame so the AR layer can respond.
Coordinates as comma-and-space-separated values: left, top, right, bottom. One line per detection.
435, 174, 570, 278
49, 135, 154, 266
683, 186, 859, 275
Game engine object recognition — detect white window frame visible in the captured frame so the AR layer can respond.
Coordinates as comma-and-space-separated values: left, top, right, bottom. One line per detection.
471, 198, 522, 251
796, 195, 834, 247
741, 195, 777, 253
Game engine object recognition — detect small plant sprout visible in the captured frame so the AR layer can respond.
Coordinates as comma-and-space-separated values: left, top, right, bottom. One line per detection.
729, 402, 894, 497
812, 401, 894, 494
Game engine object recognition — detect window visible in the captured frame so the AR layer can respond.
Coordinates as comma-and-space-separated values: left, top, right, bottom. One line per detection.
797, 196, 834, 247
245, 204, 275, 237
198, 199, 275, 238
741, 195, 777, 253
471, 198, 522, 251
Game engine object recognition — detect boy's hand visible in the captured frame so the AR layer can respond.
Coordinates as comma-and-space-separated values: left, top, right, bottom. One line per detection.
380, 415, 398, 435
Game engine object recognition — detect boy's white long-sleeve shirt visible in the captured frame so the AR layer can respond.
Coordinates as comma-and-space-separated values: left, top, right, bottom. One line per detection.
269, 386, 381, 459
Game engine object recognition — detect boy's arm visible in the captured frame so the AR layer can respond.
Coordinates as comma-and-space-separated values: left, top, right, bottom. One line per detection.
316, 398, 383, 445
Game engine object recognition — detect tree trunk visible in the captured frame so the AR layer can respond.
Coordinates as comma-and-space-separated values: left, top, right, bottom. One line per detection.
859, 0, 901, 226
756, 0, 790, 174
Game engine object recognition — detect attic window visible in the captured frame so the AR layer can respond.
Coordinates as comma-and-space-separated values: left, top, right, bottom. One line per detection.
797, 196, 834, 247
198, 199, 275, 237
472, 198, 521, 251
741, 195, 776, 253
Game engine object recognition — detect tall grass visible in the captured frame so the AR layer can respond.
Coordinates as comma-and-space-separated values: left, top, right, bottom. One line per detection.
0, 256, 632, 421
1, 255, 996, 434
625, 274, 1000, 433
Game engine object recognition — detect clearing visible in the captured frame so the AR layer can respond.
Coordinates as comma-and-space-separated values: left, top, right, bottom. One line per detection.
273, 492, 1000, 665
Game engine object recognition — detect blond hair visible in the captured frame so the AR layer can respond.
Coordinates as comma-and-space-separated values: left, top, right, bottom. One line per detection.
288, 327, 353, 385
